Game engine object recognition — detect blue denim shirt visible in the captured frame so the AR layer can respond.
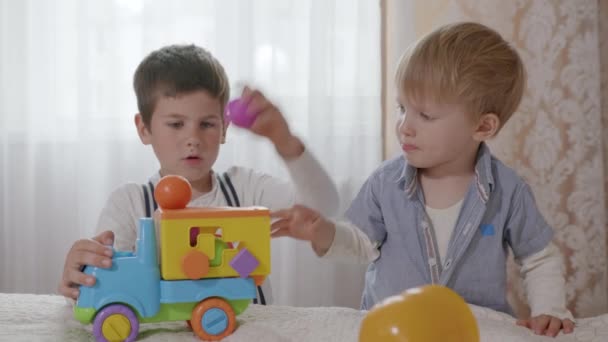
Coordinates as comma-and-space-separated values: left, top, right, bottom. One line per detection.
346, 143, 553, 314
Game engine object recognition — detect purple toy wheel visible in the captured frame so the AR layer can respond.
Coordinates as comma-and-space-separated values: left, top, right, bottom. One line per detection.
92, 304, 140, 342
225, 98, 257, 128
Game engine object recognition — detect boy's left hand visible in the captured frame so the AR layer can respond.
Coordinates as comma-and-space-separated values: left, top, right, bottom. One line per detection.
239, 86, 304, 159
516, 315, 574, 337
271, 205, 336, 256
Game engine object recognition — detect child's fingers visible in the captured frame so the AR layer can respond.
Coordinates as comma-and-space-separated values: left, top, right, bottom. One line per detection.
58, 266, 95, 299
59, 234, 113, 300
531, 315, 550, 335
65, 268, 96, 288
270, 209, 292, 219
238, 86, 268, 114
240, 85, 253, 102
92, 230, 114, 246
562, 319, 575, 334
545, 317, 561, 337
271, 227, 290, 238
270, 218, 291, 231
70, 249, 112, 270
75, 240, 113, 258
246, 92, 272, 117
249, 108, 275, 128
57, 282, 78, 299
516, 319, 531, 329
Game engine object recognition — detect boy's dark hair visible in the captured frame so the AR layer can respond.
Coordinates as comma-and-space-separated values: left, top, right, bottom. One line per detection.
133, 44, 230, 127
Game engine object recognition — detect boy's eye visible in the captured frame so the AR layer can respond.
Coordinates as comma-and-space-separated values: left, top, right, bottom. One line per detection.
168, 121, 183, 128
396, 104, 406, 115
419, 112, 432, 120
200, 121, 216, 128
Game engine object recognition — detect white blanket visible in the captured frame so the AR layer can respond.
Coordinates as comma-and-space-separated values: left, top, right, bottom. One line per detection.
1, 293, 607, 341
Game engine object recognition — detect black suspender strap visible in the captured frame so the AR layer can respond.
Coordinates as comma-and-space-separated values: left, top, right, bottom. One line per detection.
148, 181, 158, 212
252, 286, 266, 305
216, 175, 234, 207
223, 172, 241, 207
142, 184, 151, 218
142, 182, 157, 218
257, 285, 266, 305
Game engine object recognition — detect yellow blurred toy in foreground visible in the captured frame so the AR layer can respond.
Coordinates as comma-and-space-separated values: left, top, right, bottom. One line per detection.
359, 285, 479, 342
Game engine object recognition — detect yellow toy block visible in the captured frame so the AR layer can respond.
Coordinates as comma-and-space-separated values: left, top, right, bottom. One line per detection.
159, 207, 271, 281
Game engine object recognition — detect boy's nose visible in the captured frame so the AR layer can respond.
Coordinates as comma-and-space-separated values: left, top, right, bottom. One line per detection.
186, 136, 201, 147
398, 115, 415, 137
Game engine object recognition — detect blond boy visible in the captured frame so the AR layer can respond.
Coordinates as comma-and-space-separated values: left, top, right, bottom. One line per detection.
272, 22, 574, 337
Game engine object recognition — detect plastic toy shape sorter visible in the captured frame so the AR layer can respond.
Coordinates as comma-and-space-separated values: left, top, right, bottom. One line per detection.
74, 175, 271, 341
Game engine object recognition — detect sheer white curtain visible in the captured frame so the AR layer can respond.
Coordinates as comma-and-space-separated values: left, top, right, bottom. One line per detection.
0, 0, 380, 308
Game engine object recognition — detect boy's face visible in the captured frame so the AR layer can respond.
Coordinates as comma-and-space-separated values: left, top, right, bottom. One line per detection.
396, 94, 484, 173
136, 90, 226, 190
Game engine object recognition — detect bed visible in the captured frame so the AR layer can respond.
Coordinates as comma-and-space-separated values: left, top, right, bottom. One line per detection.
1, 293, 606, 341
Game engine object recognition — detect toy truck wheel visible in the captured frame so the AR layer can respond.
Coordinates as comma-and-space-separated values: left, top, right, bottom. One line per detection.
92, 304, 139, 342
191, 298, 237, 340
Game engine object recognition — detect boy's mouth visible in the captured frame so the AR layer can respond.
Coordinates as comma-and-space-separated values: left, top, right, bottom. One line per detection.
183, 156, 202, 165
402, 143, 418, 152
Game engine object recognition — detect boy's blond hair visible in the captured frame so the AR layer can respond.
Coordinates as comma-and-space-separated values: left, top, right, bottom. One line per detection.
396, 22, 525, 131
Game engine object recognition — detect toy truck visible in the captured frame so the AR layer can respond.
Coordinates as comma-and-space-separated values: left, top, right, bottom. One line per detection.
74, 175, 271, 341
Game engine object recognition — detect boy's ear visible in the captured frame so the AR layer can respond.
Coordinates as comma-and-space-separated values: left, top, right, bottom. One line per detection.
134, 114, 152, 145
473, 113, 500, 141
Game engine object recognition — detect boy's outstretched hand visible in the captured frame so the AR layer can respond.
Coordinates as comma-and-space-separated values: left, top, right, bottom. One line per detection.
271, 205, 336, 256
516, 315, 575, 337
58, 230, 114, 300
239, 86, 304, 160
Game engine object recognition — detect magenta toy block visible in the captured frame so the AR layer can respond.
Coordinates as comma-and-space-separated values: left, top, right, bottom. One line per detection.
225, 99, 257, 128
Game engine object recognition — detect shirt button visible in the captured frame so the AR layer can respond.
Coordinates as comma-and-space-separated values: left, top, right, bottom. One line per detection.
444, 259, 452, 269
463, 223, 472, 235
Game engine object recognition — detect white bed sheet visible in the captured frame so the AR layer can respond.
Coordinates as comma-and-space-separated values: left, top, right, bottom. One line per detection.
1, 293, 607, 341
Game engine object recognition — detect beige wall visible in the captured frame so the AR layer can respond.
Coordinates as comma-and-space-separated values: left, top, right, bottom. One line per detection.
601, 1, 608, 285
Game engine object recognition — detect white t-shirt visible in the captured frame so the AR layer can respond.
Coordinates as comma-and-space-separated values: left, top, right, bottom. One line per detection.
95, 149, 340, 305
425, 200, 464, 261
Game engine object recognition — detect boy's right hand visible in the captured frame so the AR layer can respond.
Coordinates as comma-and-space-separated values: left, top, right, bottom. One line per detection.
58, 230, 114, 300
239, 87, 304, 160
271, 205, 336, 256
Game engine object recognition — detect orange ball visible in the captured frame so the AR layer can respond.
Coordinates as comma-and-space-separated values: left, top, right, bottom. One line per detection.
154, 175, 192, 210
359, 285, 479, 342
